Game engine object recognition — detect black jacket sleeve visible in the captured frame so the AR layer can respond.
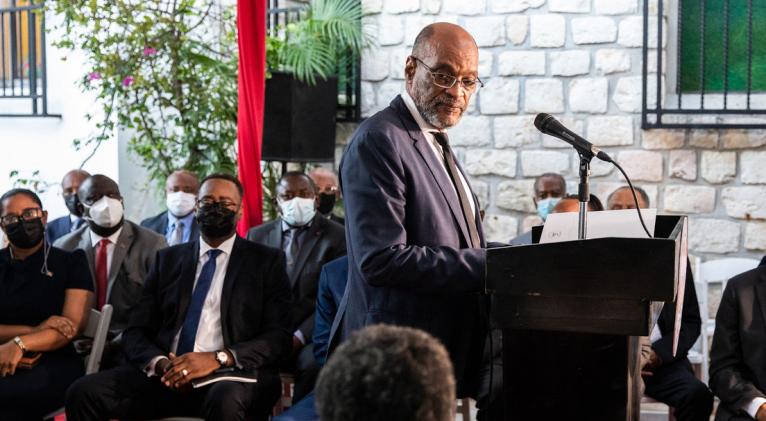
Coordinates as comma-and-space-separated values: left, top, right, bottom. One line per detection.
653, 265, 702, 365
122, 250, 166, 368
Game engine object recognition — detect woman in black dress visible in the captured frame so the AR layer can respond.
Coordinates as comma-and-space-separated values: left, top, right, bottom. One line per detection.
0, 188, 93, 420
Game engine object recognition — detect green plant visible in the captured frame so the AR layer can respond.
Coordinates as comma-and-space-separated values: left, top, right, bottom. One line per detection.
50, 0, 238, 188
266, 0, 369, 85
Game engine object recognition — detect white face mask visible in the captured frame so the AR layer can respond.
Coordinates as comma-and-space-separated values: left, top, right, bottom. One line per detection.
279, 197, 316, 227
166, 191, 196, 217
86, 196, 124, 228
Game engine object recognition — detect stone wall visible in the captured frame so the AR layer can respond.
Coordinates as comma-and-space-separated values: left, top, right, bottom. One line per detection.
349, 0, 766, 263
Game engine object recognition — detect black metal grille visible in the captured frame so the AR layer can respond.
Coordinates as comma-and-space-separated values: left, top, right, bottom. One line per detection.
642, 0, 766, 129
0, 1, 56, 117
266, 0, 362, 123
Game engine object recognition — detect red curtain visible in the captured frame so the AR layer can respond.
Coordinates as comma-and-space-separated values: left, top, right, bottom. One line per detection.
236, 0, 266, 235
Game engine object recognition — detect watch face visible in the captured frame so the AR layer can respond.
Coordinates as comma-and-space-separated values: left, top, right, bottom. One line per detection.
217, 351, 228, 364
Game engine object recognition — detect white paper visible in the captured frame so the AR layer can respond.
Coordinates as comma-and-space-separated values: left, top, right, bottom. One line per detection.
540, 208, 657, 244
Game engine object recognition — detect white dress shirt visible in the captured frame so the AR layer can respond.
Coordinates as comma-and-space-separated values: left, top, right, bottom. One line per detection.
745, 397, 766, 419
89, 227, 123, 280
401, 90, 476, 219
146, 234, 235, 376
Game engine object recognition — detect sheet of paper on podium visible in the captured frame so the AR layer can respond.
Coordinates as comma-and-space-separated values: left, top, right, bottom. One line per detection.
540, 208, 657, 243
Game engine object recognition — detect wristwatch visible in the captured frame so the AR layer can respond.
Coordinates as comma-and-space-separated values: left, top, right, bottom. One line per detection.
215, 350, 229, 367
13, 336, 27, 353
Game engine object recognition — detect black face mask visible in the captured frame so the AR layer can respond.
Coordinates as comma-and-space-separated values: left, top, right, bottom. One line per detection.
317, 193, 336, 215
196, 203, 237, 238
5, 218, 45, 249
64, 194, 82, 217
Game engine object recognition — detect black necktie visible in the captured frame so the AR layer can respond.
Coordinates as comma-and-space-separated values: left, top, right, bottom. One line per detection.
432, 132, 481, 248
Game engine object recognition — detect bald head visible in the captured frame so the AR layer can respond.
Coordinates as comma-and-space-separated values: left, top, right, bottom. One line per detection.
78, 174, 122, 207
405, 23, 479, 129
62, 169, 91, 197
166, 170, 200, 195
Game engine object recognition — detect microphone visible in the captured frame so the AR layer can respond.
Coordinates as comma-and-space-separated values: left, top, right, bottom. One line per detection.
533, 113, 612, 162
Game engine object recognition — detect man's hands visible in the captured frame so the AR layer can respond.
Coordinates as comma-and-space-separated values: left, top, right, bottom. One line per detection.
640, 343, 663, 377
756, 403, 766, 421
36, 315, 77, 339
0, 341, 23, 377
160, 352, 220, 389
292, 335, 304, 353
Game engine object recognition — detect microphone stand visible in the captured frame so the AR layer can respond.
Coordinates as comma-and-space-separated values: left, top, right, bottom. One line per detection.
577, 154, 591, 240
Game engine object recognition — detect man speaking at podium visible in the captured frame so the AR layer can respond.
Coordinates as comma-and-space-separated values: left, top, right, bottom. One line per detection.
337, 22, 488, 403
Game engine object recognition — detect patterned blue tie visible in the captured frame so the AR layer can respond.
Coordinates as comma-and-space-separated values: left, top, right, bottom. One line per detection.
177, 249, 223, 355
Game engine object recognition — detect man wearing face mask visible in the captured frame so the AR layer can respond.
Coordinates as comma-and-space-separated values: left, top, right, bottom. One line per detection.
46, 169, 91, 244
141, 170, 201, 246
308, 167, 344, 226
508, 172, 567, 246
66, 173, 292, 421
247, 171, 346, 402
54, 175, 167, 340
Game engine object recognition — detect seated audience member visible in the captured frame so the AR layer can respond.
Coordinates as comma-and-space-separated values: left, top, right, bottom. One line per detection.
65, 173, 293, 421
308, 167, 344, 225
247, 171, 346, 402
551, 193, 604, 213
273, 255, 349, 421
0, 189, 93, 420
141, 170, 200, 246
608, 185, 713, 421
316, 324, 456, 421
54, 175, 167, 336
510, 173, 567, 245
47, 169, 91, 244
710, 265, 766, 421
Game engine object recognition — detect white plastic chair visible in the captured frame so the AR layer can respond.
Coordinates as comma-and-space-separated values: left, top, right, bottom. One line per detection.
693, 257, 759, 384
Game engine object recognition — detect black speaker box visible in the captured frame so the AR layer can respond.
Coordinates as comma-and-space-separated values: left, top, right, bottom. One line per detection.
262, 71, 338, 162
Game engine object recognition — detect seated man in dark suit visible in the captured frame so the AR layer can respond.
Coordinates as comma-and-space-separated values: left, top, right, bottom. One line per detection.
53, 175, 167, 338
608, 186, 713, 421
273, 255, 349, 421
46, 169, 90, 244
247, 171, 346, 401
141, 170, 200, 246
710, 265, 766, 421
66, 173, 293, 421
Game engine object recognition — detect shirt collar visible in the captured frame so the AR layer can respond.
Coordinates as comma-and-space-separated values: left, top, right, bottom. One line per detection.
89, 226, 123, 247
168, 210, 195, 227
69, 214, 79, 224
401, 90, 441, 134
199, 233, 236, 259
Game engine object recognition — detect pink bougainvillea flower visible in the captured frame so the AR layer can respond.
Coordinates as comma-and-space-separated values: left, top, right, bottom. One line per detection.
143, 46, 157, 56
122, 76, 134, 87
87, 72, 101, 81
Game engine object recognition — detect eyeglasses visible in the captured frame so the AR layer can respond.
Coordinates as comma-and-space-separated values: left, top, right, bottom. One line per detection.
0, 208, 42, 227
412, 57, 484, 91
197, 198, 239, 209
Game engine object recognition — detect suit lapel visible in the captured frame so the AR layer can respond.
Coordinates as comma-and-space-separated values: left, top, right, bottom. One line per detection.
267, 220, 282, 249
220, 237, 245, 343
106, 222, 134, 302
77, 230, 96, 288
392, 96, 471, 246
175, 240, 200, 331
755, 272, 766, 335
159, 213, 169, 236
291, 216, 323, 287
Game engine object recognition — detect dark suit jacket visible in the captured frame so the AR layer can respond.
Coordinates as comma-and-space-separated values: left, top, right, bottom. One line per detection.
140, 211, 200, 242
710, 266, 766, 421
652, 264, 702, 366
313, 255, 348, 365
53, 221, 167, 333
335, 95, 488, 397
246, 215, 346, 341
760, 256, 765, 267
123, 237, 293, 373
46, 215, 81, 244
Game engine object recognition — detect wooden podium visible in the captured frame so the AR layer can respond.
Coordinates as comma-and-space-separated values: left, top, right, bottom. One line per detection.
486, 215, 688, 420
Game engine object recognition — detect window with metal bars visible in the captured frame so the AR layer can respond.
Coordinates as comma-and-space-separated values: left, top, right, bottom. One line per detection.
643, 0, 766, 129
0, 0, 56, 117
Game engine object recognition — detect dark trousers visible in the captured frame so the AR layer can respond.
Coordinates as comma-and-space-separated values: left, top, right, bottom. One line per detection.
0, 352, 84, 421
284, 344, 321, 403
644, 358, 714, 421
65, 365, 281, 421
476, 329, 503, 421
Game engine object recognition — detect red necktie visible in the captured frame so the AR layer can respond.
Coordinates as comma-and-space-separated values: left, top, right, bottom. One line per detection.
95, 239, 111, 309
